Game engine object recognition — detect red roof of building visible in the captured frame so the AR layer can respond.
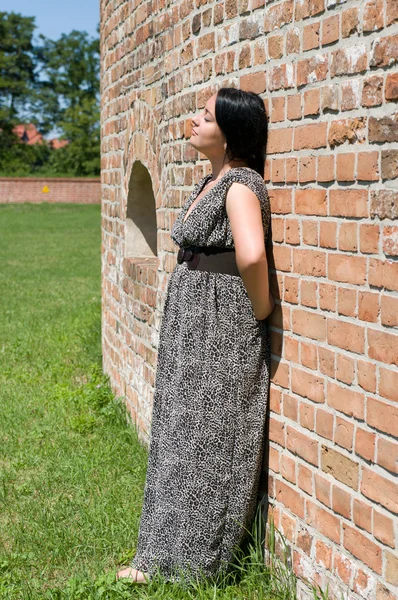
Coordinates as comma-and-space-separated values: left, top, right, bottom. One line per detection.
49, 138, 69, 149
12, 124, 69, 149
13, 123, 44, 145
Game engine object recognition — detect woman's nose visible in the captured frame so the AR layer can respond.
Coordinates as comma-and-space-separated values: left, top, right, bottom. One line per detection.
191, 116, 198, 127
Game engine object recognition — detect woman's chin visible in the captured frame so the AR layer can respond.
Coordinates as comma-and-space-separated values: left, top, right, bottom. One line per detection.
188, 137, 199, 148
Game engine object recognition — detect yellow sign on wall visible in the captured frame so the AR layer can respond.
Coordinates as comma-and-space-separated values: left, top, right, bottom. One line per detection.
42, 185, 49, 193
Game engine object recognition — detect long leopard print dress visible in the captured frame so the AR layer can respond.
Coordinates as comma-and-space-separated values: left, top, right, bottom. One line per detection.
129, 166, 271, 584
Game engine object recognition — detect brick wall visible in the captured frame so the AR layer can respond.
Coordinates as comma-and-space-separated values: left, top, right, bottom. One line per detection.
100, 1, 398, 598
0, 177, 101, 204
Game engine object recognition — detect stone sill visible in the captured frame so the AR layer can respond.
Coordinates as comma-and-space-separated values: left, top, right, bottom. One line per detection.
123, 256, 159, 278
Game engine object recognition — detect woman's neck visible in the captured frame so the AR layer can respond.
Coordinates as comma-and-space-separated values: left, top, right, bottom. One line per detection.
208, 160, 249, 181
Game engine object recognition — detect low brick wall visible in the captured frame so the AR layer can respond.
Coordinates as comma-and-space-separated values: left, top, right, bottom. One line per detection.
0, 177, 101, 204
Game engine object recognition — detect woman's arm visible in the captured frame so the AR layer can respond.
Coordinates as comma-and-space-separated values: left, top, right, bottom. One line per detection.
226, 181, 275, 320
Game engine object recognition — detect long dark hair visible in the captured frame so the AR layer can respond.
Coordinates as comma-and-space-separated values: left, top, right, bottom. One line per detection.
215, 87, 268, 177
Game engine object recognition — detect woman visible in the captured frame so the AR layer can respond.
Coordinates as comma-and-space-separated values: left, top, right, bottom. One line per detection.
117, 87, 274, 585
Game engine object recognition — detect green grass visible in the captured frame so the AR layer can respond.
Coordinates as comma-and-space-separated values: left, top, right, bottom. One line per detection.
0, 202, 330, 599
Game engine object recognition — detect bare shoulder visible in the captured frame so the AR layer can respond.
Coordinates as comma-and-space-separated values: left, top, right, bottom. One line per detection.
225, 168, 267, 214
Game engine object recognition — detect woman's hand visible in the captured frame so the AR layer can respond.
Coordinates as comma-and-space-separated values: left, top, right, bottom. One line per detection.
254, 292, 275, 321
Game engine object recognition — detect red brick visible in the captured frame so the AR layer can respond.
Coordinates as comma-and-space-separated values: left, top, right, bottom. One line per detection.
281, 453, 296, 484
292, 367, 325, 403
0, 177, 100, 204
334, 416, 354, 450
353, 498, 372, 533
286, 425, 318, 466
332, 485, 351, 519
343, 523, 382, 574
276, 479, 305, 519
315, 472, 331, 507
284, 337, 299, 363
337, 287, 357, 317
319, 283, 337, 312
360, 223, 380, 254
373, 510, 395, 548
300, 341, 317, 370
299, 402, 315, 431
300, 280, 318, 308
327, 318, 365, 354
269, 416, 285, 446
306, 500, 341, 543
315, 539, 333, 570
293, 249, 326, 277
285, 218, 300, 245
361, 466, 398, 514
280, 511, 296, 542
357, 359, 377, 393
271, 245, 292, 272
379, 367, 398, 402
283, 275, 299, 304
302, 220, 318, 246
269, 387, 282, 414
320, 221, 337, 249
381, 294, 398, 327
369, 259, 398, 292
294, 122, 328, 150
240, 71, 267, 93
367, 397, 398, 437
358, 290, 380, 322
368, 329, 398, 366
269, 446, 280, 473
316, 409, 334, 441
270, 359, 290, 389
330, 189, 368, 217
339, 221, 358, 252
336, 353, 355, 384
292, 309, 326, 341
318, 346, 335, 377
328, 254, 367, 285
295, 189, 327, 215
334, 550, 354, 585
326, 381, 364, 420
355, 427, 376, 462
298, 463, 313, 495
377, 436, 398, 475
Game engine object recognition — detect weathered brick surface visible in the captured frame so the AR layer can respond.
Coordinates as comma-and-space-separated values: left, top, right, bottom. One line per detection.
0, 177, 100, 203
100, 1, 398, 598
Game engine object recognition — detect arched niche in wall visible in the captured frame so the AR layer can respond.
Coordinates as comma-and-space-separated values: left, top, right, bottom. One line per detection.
126, 160, 157, 259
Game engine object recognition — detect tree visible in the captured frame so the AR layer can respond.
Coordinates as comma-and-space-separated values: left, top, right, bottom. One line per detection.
46, 96, 100, 176
33, 30, 100, 131
0, 11, 36, 121
0, 13, 100, 176
32, 29, 100, 175
0, 12, 39, 173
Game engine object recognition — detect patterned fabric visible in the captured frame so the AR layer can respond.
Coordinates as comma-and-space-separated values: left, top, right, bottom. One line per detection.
130, 166, 271, 584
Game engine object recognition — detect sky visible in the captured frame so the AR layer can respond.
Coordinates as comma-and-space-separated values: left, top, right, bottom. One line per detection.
1, 0, 99, 40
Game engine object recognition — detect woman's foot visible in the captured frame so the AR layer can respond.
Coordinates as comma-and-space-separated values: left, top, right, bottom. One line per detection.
116, 566, 149, 583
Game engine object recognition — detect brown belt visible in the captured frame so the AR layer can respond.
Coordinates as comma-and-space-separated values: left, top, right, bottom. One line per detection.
177, 245, 240, 276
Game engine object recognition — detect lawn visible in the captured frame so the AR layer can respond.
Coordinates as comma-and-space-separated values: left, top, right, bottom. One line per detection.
0, 202, 326, 599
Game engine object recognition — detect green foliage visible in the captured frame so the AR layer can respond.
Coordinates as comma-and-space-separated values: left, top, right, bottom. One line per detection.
45, 97, 100, 176
0, 12, 100, 176
33, 29, 100, 132
0, 11, 36, 120
0, 134, 51, 175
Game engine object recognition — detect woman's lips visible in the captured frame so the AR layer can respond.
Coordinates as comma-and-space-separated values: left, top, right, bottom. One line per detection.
191, 129, 198, 136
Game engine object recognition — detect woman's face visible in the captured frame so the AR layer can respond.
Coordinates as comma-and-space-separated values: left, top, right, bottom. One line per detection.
189, 92, 226, 157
